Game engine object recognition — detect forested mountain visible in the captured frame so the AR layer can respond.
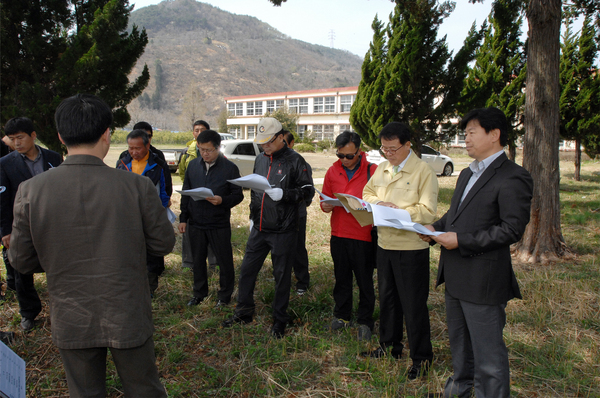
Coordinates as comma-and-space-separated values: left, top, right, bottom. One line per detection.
127, 0, 363, 131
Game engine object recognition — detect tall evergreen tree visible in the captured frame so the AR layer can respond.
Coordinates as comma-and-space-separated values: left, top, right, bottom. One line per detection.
351, 0, 482, 154
1, 0, 149, 153
350, 15, 387, 149
559, 15, 600, 180
458, 0, 527, 161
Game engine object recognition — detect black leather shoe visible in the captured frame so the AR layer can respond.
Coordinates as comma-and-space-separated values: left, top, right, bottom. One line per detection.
20, 317, 35, 332
0, 331, 15, 345
222, 315, 252, 328
187, 296, 204, 306
408, 360, 431, 380
360, 346, 401, 359
271, 321, 286, 339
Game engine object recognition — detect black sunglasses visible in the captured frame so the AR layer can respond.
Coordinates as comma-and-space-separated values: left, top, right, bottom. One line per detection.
336, 149, 360, 160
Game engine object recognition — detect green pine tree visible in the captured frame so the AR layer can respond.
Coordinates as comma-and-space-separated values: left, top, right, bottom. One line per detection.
351, 0, 481, 154
1, 0, 149, 153
560, 14, 600, 179
458, 0, 527, 161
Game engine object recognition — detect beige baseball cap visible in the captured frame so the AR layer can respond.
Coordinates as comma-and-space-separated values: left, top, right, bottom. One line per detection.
255, 117, 283, 144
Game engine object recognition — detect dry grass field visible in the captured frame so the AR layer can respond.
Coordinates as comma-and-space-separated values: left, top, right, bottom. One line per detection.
1, 148, 599, 397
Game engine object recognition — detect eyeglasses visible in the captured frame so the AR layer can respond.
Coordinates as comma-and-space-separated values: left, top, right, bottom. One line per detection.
262, 134, 279, 146
379, 144, 404, 154
199, 147, 218, 154
336, 149, 360, 160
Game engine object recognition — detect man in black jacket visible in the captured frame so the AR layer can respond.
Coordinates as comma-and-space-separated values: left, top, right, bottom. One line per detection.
178, 130, 243, 307
0, 117, 62, 330
223, 118, 313, 338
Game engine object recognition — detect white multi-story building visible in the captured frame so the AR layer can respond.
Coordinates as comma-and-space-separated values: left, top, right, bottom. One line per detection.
224, 86, 358, 140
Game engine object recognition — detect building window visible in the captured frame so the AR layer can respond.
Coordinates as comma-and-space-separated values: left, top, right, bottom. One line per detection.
255, 101, 263, 115
299, 98, 308, 114
340, 95, 354, 112
324, 125, 334, 140
228, 103, 235, 116
235, 103, 243, 116
339, 124, 353, 132
325, 96, 335, 113
313, 124, 323, 140
289, 99, 298, 113
246, 102, 255, 116
313, 97, 324, 113
247, 126, 255, 139
297, 125, 307, 139
229, 127, 240, 138
266, 100, 284, 113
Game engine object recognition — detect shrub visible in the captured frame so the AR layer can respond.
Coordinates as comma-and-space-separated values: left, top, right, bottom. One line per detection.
294, 143, 316, 153
111, 130, 193, 145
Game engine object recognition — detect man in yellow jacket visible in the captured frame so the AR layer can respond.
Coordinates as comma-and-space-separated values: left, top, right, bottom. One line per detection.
361, 122, 438, 381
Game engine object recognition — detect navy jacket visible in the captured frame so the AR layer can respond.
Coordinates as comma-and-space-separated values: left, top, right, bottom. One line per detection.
116, 151, 170, 208
1, 147, 63, 237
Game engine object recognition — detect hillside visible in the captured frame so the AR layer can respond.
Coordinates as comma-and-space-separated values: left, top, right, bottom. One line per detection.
127, 0, 363, 131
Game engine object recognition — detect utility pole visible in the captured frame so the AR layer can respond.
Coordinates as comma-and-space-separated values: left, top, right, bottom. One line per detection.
328, 30, 335, 48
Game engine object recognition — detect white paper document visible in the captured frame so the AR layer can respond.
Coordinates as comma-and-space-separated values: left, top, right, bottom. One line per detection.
0, 341, 26, 398
314, 187, 343, 207
227, 174, 272, 191
371, 204, 443, 235
177, 187, 215, 201
166, 208, 178, 224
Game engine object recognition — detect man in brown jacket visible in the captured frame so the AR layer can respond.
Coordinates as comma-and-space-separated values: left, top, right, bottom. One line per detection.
9, 94, 175, 397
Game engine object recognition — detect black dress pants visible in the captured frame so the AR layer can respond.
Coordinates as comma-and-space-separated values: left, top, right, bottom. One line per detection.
235, 228, 297, 323
330, 236, 375, 329
188, 225, 235, 303
377, 246, 433, 362
3, 247, 41, 320
292, 214, 310, 290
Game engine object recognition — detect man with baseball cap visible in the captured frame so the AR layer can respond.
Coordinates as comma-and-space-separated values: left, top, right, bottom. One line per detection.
223, 117, 313, 338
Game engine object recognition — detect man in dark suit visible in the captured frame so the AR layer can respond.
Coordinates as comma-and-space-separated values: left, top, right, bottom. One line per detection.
0, 117, 62, 330
420, 107, 533, 398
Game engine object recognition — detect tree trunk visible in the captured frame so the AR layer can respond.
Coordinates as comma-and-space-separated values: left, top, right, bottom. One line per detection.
514, 0, 566, 263
574, 138, 581, 181
508, 142, 516, 162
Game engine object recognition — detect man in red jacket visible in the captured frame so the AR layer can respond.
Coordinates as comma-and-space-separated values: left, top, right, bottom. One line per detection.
321, 131, 377, 341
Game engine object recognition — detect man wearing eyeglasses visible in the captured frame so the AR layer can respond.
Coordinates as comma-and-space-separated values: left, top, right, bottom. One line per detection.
223, 117, 313, 338
179, 130, 243, 307
321, 131, 377, 341
362, 122, 438, 380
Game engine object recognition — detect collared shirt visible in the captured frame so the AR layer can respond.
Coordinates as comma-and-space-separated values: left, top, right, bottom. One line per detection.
460, 149, 505, 204
343, 155, 362, 181
21, 145, 44, 176
392, 150, 411, 176
131, 152, 150, 175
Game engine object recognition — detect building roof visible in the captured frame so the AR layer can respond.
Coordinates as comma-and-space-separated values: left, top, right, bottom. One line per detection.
224, 86, 358, 101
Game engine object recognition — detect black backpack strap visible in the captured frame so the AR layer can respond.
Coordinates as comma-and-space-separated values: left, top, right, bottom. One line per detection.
367, 162, 375, 181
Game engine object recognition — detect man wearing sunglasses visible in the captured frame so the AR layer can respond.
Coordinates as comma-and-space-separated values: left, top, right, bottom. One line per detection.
362, 122, 438, 380
321, 131, 377, 341
223, 117, 313, 338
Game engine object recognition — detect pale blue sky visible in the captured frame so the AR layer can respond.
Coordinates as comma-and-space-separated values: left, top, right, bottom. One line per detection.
131, 0, 495, 57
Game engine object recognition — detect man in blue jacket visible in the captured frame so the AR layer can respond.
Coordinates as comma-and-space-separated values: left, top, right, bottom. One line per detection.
1, 117, 62, 330
117, 129, 171, 295
178, 130, 243, 307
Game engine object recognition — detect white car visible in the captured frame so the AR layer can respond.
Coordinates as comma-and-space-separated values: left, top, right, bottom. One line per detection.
219, 133, 235, 141
366, 144, 454, 176
220, 139, 263, 176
